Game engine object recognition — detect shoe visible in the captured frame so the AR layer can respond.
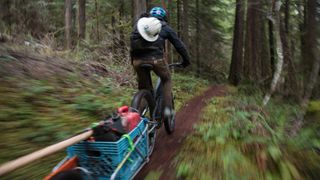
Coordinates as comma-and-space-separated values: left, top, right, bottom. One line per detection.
163, 107, 174, 120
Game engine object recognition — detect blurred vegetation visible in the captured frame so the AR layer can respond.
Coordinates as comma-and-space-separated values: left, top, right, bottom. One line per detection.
0, 44, 208, 179
175, 86, 320, 179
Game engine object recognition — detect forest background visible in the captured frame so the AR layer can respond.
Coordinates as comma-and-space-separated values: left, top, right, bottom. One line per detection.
0, 0, 319, 179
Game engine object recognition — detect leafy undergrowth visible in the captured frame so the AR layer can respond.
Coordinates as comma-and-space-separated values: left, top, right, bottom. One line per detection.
0, 45, 208, 179
175, 86, 320, 179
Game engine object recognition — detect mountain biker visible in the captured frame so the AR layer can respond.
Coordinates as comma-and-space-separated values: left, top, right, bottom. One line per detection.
130, 7, 190, 121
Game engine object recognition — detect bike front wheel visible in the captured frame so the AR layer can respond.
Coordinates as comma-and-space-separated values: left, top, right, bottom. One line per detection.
163, 94, 175, 134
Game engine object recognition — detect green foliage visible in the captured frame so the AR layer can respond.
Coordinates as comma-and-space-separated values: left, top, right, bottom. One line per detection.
144, 170, 162, 180
175, 86, 320, 179
172, 73, 209, 110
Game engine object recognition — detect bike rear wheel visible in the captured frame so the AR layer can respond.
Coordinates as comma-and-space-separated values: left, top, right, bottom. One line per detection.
131, 90, 156, 155
131, 90, 155, 119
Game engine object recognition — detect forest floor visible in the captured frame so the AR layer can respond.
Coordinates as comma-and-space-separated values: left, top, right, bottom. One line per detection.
135, 85, 227, 180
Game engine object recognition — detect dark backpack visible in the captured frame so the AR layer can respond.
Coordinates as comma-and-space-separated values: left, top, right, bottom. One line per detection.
92, 115, 126, 142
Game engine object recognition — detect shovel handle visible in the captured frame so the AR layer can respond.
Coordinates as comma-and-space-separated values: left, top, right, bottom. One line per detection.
0, 130, 93, 176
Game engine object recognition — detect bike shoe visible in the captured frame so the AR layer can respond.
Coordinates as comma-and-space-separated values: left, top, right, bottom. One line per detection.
164, 107, 174, 119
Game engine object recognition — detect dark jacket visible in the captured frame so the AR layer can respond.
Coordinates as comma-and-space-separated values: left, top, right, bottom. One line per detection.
130, 20, 190, 64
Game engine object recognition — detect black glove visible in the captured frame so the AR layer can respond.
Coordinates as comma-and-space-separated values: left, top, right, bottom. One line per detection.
181, 60, 190, 68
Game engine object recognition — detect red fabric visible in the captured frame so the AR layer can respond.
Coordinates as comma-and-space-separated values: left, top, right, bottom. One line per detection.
118, 106, 141, 132
126, 112, 141, 131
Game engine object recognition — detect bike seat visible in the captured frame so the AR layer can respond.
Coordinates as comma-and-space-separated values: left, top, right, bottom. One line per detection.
139, 64, 154, 70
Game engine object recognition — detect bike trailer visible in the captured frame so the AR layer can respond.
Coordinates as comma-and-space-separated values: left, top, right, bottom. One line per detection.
45, 118, 150, 180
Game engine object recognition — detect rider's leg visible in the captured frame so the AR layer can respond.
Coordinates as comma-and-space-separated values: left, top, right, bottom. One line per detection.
132, 59, 153, 92
152, 59, 173, 115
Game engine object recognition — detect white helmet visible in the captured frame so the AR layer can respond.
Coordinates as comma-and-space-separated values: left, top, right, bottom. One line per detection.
137, 17, 162, 42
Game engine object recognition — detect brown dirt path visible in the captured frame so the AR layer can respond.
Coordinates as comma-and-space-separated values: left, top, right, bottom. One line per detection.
134, 85, 226, 180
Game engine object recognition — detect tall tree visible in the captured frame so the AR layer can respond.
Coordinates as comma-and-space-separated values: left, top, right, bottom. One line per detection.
196, 0, 201, 77
263, 0, 284, 106
268, 11, 276, 75
132, 0, 147, 24
302, 0, 319, 99
65, 0, 72, 49
77, 0, 86, 41
119, 0, 126, 55
94, 0, 100, 42
280, 0, 299, 97
244, 0, 263, 82
290, 0, 319, 135
228, 0, 245, 85
182, 0, 189, 47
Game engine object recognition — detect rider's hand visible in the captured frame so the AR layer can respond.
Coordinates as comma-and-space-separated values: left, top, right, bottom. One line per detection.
181, 61, 190, 68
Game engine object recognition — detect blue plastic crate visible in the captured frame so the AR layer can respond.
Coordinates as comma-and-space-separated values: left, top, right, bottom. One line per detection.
67, 119, 149, 180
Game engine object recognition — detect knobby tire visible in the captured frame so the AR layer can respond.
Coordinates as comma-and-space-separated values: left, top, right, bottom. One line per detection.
131, 90, 156, 155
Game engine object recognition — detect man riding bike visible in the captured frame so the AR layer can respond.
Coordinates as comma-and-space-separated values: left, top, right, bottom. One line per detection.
130, 7, 190, 122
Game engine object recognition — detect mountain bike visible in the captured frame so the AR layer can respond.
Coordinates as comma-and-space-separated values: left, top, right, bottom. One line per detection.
131, 62, 183, 153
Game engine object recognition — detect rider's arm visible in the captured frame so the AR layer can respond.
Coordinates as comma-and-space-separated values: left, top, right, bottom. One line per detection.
163, 25, 190, 66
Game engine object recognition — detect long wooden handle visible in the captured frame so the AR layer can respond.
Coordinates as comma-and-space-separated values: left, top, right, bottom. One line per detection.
0, 130, 93, 176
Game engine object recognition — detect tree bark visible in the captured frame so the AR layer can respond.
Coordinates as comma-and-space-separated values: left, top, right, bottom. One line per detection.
146, 0, 152, 11
268, 19, 276, 76
290, 0, 319, 136
244, 0, 263, 82
78, 0, 86, 41
229, 0, 245, 85
111, 10, 117, 54
196, 0, 200, 77
94, 0, 100, 42
132, 0, 147, 25
302, 0, 318, 99
1, 0, 12, 35
280, 0, 299, 98
263, 0, 284, 106
300, 0, 309, 83
260, 15, 271, 82
182, 0, 189, 47
177, 0, 182, 37
119, 0, 126, 55
65, 0, 72, 50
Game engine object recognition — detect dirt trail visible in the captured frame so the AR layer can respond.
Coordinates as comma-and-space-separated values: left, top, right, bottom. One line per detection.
135, 85, 226, 180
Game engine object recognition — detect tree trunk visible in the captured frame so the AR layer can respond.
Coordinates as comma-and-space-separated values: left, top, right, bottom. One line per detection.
94, 0, 100, 42
132, 0, 147, 24
244, 0, 263, 82
263, 0, 284, 106
1, 0, 12, 35
228, 0, 245, 85
302, 0, 318, 99
300, 0, 309, 83
78, 0, 86, 41
65, 0, 72, 50
146, 0, 152, 11
268, 20, 276, 76
290, 0, 319, 136
111, 11, 117, 54
280, 0, 299, 98
260, 16, 271, 82
177, 0, 182, 37
182, 0, 189, 47
196, 0, 200, 77
119, 0, 126, 55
